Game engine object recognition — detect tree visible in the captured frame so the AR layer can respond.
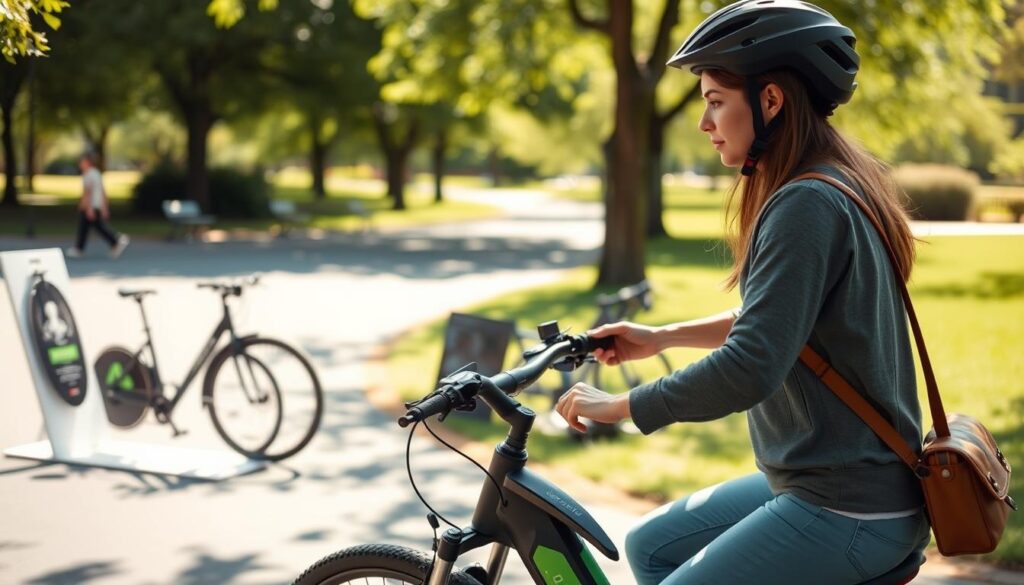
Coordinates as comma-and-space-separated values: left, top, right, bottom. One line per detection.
108, 0, 285, 209
35, 3, 149, 172
1, 0, 67, 61
356, 0, 583, 208
258, 0, 380, 199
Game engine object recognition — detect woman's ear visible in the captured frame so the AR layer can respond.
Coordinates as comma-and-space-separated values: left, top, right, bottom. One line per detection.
762, 83, 784, 122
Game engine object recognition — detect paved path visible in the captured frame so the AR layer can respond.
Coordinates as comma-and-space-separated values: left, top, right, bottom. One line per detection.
1, 189, 1020, 584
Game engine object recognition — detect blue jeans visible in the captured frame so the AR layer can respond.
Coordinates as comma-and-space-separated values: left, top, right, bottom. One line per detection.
625, 473, 930, 585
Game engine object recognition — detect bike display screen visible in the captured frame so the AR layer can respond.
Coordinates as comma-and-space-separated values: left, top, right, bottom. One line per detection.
28, 277, 87, 406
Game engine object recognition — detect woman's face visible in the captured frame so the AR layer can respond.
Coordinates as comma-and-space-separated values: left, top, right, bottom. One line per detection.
698, 72, 755, 168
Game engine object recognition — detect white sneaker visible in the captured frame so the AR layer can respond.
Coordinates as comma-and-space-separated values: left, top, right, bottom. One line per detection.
110, 235, 130, 259
65, 247, 84, 259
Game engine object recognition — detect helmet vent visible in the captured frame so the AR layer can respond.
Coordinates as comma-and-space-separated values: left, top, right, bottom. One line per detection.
741, 37, 756, 47
699, 17, 759, 49
819, 41, 856, 72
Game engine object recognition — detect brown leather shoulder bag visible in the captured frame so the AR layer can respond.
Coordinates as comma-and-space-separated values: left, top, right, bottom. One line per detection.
789, 171, 1016, 556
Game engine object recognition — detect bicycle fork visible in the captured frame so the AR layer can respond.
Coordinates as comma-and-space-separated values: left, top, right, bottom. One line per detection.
428, 528, 510, 585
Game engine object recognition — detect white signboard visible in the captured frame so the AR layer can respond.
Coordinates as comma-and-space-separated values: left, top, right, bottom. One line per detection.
1, 249, 264, 480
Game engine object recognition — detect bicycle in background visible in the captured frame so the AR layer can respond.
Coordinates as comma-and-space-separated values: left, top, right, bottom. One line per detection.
93, 274, 323, 461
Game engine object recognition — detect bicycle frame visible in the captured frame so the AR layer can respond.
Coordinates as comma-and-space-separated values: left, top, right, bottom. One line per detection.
423, 384, 618, 585
121, 294, 244, 414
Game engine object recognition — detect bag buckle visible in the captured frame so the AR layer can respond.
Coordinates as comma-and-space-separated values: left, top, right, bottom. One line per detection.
997, 449, 1010, 472
988, 473, 1001, 491
1007, 495, 1018, 512
914, 463, 931, 479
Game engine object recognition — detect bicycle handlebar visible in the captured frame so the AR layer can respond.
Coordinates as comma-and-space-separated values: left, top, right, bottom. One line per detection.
196, 273, 262, 295
398, 331, 613, 427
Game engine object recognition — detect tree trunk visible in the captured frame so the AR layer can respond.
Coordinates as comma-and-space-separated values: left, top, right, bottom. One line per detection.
311, 134, 327, 200
163, 53, 215, 210
432, 128, 447, 203
0, 61, 27, 207
646, 115, 667, 238
488, 146, 501, 187
597, 0, 647, 286
25, 60, 35, 193
184, 107, 213, 209
372, 107, 419, 211
1, 103, 17, 207
83, 126, 110, 172
95, 128, 109, 172
385, 149, 409, 210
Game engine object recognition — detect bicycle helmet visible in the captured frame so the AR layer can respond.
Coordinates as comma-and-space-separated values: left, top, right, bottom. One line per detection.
668, 0, 860, 175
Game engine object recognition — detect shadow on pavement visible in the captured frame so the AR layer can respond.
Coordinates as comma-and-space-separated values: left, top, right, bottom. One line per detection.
3, 235, 598, 282
24, 560, 121, 584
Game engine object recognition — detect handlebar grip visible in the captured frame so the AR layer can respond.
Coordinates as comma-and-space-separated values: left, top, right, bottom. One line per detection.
583, 334, 615, 352
398, 391, 453, 427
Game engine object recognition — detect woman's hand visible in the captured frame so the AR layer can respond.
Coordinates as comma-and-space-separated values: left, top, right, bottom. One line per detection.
589, 321, 662, 366
555, 383, 630, 434
101, 205, 110, 220
85, 207, 96, 221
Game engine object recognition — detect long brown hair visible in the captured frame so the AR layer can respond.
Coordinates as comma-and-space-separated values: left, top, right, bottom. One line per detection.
708, 69, 916, 290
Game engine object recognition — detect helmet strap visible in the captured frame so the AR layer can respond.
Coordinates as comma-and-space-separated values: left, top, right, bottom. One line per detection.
741, 77, 783, 177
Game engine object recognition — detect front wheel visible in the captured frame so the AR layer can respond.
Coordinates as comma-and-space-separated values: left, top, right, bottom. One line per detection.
293, 544, 481, 585
205, 337, 322, 461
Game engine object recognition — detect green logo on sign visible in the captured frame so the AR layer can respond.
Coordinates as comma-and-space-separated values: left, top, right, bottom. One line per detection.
48, 344, 80, 365
105, 362, 135, 391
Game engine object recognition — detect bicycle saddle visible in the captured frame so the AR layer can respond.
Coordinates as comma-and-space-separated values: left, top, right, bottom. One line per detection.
117, 288, 157, 299
858, 551, 925, 585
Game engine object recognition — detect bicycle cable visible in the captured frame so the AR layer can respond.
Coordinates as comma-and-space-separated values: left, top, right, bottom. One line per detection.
405, 419, 509, 531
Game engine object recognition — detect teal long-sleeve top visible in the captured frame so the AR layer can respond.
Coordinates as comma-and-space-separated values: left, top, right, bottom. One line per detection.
628, 171, 925, 513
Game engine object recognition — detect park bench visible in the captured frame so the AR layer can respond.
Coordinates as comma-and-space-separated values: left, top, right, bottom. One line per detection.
345, 199, 374, 232
269, 199, 311, 236
162, 199, 216, 241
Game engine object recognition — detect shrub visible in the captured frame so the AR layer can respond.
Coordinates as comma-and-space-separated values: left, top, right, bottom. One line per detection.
43, 156, 80, 176
208, 168, 270, 219
893, 164, 978, 221
132, 164, 185, 216
132, 165, 270, 218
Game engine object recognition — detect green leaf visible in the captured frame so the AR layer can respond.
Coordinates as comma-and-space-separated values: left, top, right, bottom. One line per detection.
41, 11, 60, 30
206, 0, 244, 28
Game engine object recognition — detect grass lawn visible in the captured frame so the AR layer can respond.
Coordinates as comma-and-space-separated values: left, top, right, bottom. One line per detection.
0, 170, 499, 239
385, 192, 1024, 565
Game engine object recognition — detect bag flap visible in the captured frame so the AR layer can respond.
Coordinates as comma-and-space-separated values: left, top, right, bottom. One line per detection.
924, 413, 1010, 499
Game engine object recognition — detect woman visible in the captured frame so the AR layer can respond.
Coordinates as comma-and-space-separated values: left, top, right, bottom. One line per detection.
554, 1, 930, 583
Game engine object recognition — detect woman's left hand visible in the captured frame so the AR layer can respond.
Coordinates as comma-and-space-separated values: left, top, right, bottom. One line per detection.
555, 383, 630, 434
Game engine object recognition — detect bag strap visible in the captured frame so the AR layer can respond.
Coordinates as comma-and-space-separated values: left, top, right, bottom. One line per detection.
789, 171, 950, 452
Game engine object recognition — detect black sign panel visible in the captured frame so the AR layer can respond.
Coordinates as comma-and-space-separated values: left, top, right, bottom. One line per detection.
437, 313, 514, 421
28, 276, 87, 406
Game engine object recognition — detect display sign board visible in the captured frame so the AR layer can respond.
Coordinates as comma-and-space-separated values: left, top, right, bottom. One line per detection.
28, 276, 88, 406
437, 313, 515, 421
1, 249, 107, 458
1, 249, 264, 480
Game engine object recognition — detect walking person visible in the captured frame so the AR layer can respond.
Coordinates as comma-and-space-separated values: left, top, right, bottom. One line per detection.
555, 1, 929, 583
66, 151, 129, 259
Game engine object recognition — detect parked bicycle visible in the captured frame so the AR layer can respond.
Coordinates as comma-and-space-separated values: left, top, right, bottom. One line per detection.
292, 320, 924, 584
93, 274, 323, 461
